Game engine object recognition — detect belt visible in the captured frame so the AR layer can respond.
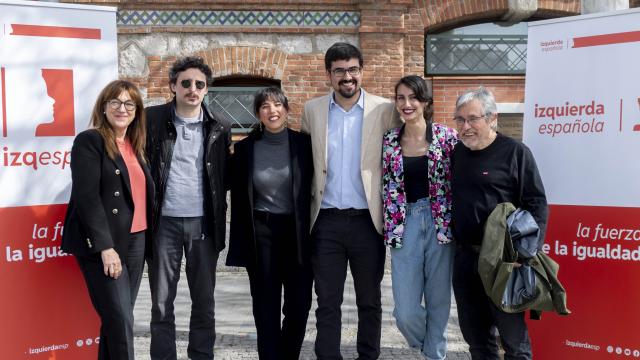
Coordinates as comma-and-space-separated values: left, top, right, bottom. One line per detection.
320, 208, 368, 216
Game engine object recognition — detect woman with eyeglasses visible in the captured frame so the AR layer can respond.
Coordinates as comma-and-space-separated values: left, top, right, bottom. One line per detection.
61, 80, 154, 360
226, 87, 314, 360
381, 75, 457, 360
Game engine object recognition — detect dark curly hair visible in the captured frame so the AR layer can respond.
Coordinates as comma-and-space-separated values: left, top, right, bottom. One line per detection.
168, 56, 213, 93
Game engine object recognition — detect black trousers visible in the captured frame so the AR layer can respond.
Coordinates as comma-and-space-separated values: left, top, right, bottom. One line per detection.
149, 216, 218, 360
248, 211, 313, 360
76, 231, 146, 360
452, 246, 532, 360
312, 209, 385, 360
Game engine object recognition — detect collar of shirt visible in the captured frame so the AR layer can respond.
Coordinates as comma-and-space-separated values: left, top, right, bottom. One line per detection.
322, 89, 368, 210
173, 108, 204, 125
329, 89, 365, 113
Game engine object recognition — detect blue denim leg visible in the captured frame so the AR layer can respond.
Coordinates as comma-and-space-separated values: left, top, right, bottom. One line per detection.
391, 198, 453, 360
422, 208, 454, 360
391, 200, 428, 350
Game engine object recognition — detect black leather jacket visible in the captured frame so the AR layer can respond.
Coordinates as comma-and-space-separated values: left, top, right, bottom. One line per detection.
145, 100, 231, 251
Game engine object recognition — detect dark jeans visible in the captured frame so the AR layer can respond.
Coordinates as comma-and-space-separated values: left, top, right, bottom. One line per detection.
76, 231, 145, 360
149, 216, 219, 360
452, 246, 532, 360
312, 209, 385, 360
247, 211, 313, 360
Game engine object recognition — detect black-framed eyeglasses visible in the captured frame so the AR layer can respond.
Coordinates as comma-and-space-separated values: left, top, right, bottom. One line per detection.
453, 115, 486, 126
106, 99, 136, 112
331, 66, 361, 77
180, 79, 207, 90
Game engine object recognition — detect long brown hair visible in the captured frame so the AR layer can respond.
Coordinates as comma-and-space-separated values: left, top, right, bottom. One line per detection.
89, 80, 146, 162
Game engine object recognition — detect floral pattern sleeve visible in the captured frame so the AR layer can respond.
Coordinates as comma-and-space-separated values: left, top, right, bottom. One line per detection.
382, 127, 405, 248
381, 124, 457, 248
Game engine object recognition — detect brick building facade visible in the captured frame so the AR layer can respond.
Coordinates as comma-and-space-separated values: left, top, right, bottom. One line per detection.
62, 0, 634, 137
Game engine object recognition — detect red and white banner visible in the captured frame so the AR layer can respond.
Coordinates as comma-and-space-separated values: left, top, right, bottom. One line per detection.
0, 1, 117, 358
524, 8, 640, 359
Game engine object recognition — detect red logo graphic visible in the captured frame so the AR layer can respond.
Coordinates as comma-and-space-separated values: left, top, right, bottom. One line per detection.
634, 98, 640, 132
35, 69, 75, 137
1, 67, 6, 137
1, 67, 75, 137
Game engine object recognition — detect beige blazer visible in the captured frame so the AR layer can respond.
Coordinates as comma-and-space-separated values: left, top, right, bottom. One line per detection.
300, 90, 401, 234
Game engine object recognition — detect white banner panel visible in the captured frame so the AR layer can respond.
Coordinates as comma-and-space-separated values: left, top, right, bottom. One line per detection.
524, 8, 640, 359
0, 1, 118, 359
0, 0, 118, 207
524, 8, 640, 207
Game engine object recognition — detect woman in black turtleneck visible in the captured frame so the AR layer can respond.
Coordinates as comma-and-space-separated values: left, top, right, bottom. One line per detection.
226, 87, 313, 360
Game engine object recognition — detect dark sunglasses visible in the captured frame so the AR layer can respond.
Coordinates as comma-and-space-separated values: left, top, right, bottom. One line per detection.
180, 79, 207, 90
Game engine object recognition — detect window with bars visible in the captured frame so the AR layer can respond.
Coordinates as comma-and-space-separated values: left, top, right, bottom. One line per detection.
207, 86, 265, 134
425, 22, 528, 75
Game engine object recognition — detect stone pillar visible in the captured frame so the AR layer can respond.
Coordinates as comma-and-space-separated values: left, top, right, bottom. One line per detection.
581, 0, 629, 14
502, 0, 538, 24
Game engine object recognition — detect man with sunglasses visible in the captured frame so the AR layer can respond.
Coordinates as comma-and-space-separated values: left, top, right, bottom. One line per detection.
301, 42, 400, 359
145, 56, 231, 360
451, 87, 547, 360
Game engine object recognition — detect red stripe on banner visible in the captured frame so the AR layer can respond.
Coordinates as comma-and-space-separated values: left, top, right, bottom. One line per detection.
1, 67, 6, 137
10, 24, 101, 40
573, 30, 640, 48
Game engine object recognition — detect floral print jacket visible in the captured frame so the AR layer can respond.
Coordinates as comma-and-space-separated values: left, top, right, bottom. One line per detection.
382, 123, 457, 248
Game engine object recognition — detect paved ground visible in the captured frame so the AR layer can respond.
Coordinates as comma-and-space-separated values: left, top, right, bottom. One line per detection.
133, 270, 471, 359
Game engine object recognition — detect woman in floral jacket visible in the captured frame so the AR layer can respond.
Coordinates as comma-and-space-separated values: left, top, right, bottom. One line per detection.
382, 75, 457, 360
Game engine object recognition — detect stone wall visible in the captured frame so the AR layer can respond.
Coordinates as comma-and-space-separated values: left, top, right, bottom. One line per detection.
118, 32, 357, 128
63, 0, 581, 126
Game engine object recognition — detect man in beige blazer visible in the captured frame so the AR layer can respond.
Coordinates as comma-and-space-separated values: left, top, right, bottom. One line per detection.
301, 42, 400, 360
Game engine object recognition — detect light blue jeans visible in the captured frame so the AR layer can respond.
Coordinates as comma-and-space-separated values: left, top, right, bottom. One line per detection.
391, 198, 454, 360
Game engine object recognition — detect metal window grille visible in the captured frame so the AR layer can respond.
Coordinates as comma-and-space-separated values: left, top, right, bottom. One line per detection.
207, 86, 265, 133
426, 34, 527, 75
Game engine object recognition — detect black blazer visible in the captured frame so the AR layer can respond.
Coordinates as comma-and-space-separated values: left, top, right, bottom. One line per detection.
61, 129, 155, 260
226, 128, 313, 268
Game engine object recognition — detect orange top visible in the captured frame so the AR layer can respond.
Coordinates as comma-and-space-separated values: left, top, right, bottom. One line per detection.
117, 139, 147, 233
